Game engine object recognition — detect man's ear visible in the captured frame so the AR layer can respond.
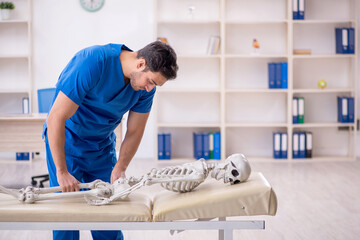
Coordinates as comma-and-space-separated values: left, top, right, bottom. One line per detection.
136, 58, 146, 71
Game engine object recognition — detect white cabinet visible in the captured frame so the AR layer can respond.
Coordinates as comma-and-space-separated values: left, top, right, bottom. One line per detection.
0, 0, 35, 161
154, 0, 357, 162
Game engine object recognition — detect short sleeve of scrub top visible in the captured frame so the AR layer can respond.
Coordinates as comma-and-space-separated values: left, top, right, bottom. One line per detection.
56, 51, 103, 106
130, 87, 156, 113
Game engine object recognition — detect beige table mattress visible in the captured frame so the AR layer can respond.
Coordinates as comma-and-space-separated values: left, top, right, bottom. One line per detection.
153, 172, 277, 221
0, 193, 152, 222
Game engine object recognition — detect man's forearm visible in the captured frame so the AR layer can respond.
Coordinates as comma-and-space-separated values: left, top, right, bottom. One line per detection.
116, 130, 144, 173
111, 111, 149, 183
46, 115, 68, 174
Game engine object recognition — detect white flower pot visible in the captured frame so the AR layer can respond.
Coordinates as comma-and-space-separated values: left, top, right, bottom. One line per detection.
1, 9, 11, 20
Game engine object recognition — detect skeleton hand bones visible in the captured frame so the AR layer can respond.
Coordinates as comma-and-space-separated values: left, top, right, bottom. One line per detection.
0, 153, 251, 206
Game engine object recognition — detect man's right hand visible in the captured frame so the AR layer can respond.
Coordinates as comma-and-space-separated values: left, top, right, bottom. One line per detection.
56, 170, 80, 192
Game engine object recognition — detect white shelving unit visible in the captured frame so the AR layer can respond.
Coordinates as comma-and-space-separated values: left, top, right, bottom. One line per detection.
0, 0, 36, 161
0, 0, 32, 113
154, 0, 357, 162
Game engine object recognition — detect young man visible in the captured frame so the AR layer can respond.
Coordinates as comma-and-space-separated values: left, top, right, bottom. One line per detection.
43, 41, 178, 240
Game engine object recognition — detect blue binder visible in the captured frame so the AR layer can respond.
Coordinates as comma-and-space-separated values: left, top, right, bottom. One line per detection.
16, 152, 22, 161
293, 132, 300, 159
202, 133, 210, 160
337, 97, 341, 122
158, 134, 164, 160
213, 132, 221, 160
193, 133, 203, 160
337, 97, 348, 123
273, 132, 281, 159
337, 97, 342, 122
335, 28, 348, 54
293, 0, 299, 19
164, 133, 171, 159
293, 97, 298, 124
268, 63, 276, 89
275, 63, 282, 88
158, 133, 164, 160
281, 132, 288, 159
298, 0, 305, 20
22, 152, 30, 161
348, 97, 354, 123
348, 28, 355, 54
299, 132, 306, 158
281, 62, 288, 89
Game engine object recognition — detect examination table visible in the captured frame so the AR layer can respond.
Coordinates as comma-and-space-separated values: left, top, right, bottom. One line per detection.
0, 172, 277, 240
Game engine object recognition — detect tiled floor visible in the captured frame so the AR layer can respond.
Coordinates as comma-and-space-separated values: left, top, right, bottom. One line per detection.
0, 156, 359, 240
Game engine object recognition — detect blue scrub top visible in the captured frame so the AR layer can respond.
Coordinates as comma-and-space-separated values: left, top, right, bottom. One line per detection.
43, 43, 156, 160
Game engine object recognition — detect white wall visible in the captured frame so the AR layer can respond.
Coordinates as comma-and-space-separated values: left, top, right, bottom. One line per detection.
32, 0, 155, 158
30, 0, 360, 158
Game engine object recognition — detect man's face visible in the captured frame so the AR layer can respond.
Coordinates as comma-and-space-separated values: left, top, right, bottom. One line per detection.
129, 69, 167, 92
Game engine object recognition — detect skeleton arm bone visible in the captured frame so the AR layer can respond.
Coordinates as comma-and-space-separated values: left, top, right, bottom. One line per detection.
34, 180, 103, 194
87, 173, 206, 206
0, 180, 110, 204
23, 187, 111, 203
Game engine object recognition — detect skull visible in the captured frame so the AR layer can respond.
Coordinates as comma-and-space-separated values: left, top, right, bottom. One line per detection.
223, 153, 251, 185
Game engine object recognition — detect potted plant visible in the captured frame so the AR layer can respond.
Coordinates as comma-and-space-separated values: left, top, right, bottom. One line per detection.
0, 2, 15, 20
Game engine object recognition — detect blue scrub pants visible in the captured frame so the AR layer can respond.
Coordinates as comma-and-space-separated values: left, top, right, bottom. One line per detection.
45, 137, 123, 240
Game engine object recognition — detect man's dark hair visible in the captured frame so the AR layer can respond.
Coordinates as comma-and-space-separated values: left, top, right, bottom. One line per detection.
137, 41, 178, 80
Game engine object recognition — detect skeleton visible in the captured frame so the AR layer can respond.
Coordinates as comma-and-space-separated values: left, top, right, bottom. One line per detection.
0, 153, 251, 206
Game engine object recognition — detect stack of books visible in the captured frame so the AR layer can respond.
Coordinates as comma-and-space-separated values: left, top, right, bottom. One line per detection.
268, 62, 288, 89
292, 132, 312, 159
337, 96, 355, 123
293, 97, 305, 124
193, 132, 221, 160
158, 133, 171, 160
293, 49, 311, 55
207, 36, 221, 55
335, 28, 355, 54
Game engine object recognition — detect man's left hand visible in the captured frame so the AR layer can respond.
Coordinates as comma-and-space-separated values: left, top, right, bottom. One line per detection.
110, 168, 126, 184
